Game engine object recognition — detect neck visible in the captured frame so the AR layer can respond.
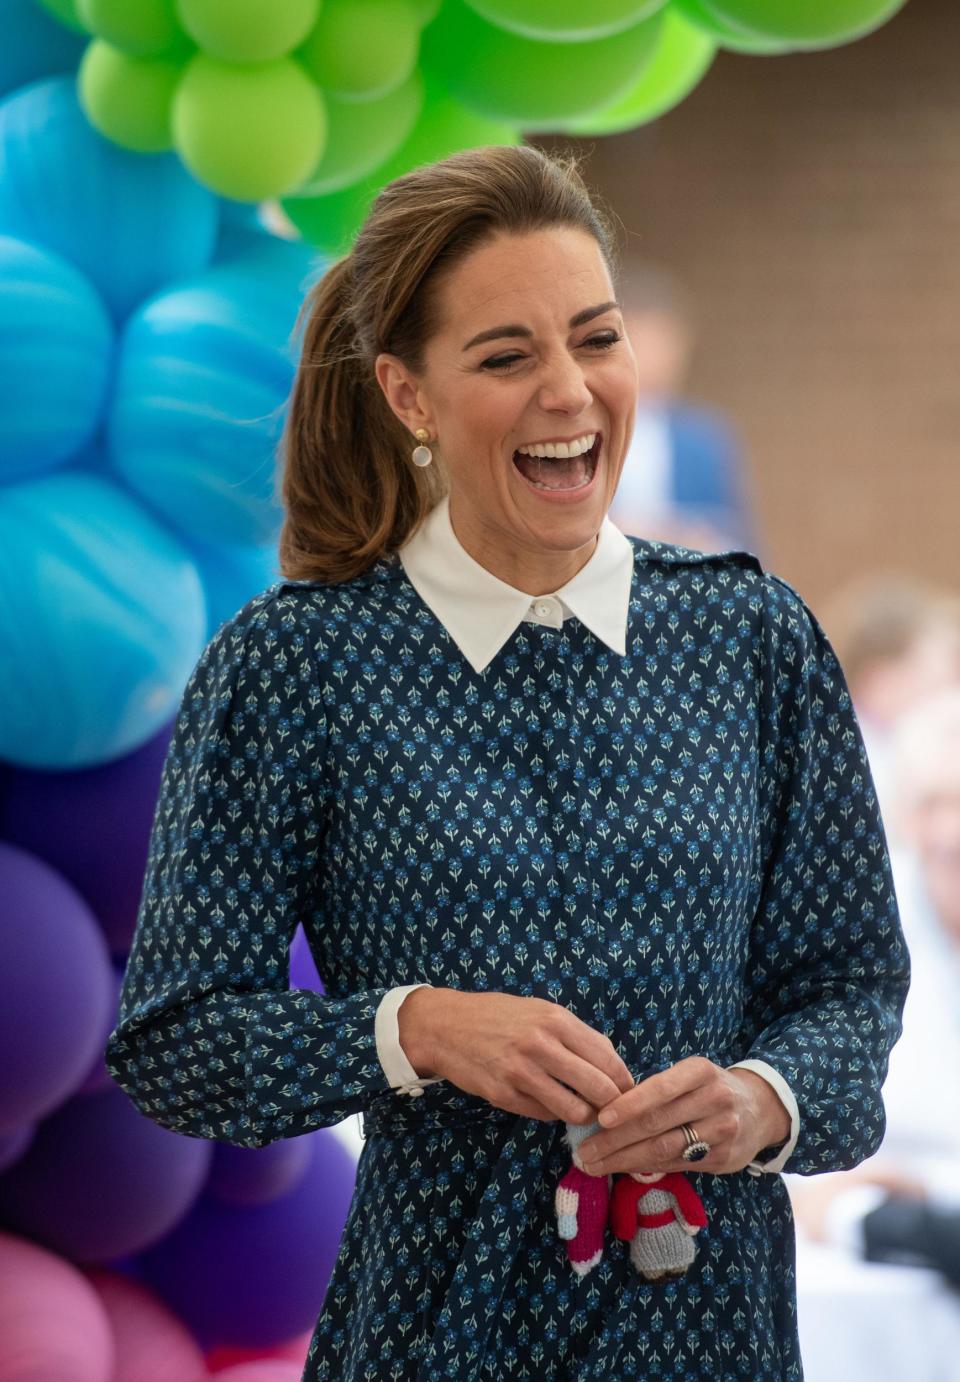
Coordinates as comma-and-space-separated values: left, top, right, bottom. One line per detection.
447, 499, 600, 596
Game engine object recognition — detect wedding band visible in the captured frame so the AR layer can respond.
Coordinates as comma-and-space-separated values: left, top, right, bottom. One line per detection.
679, 1123, 711, 1162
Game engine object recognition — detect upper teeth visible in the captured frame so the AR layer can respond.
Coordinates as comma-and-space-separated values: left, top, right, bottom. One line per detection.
516, 432, 597, 459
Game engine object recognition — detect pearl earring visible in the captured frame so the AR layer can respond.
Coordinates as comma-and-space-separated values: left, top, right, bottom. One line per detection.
411, 427, 433, 467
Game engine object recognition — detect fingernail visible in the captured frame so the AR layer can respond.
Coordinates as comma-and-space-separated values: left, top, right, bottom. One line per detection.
599, 1109, 618, 1127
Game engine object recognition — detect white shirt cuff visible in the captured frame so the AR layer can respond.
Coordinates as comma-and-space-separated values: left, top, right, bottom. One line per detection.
374, 984, 446, 1097
727, 1058, 801, 1176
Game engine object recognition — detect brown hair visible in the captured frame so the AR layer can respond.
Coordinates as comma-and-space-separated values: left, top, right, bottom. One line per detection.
276, 143, 622, 584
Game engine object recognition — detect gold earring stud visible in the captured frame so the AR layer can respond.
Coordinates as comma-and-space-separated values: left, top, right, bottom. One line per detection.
411, 427, 433, 467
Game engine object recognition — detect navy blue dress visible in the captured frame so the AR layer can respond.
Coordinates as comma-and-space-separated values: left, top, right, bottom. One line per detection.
105, 535, 911, 1380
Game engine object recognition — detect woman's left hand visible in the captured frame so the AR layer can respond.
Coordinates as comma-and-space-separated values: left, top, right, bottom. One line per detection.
577, 1057, 792, 1177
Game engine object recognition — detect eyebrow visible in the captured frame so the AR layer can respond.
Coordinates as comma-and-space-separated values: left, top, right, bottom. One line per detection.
461, 300, 621, 352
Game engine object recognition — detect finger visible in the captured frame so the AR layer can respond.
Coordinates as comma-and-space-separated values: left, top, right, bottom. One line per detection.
596, 1055, 716, 1128
582, 1082, 734, 1161
561, 1012, 635, 1096
581, 1112, 732, 1176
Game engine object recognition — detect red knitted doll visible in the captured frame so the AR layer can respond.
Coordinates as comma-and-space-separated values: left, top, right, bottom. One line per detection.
554, 1120, 613, 1276
611, 1169, 708, 1280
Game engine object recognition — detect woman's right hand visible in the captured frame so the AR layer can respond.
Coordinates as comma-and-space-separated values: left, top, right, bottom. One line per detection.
398, 986, 635, 1124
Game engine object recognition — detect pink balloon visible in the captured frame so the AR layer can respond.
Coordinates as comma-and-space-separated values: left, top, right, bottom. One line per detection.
83, 1267, 208, 1382
214, 1364, 302, 1382
0, 1230, 113, 1382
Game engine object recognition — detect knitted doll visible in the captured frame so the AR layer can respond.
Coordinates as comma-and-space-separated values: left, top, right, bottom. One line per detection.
611, 1169, 708, 1280
554, 1120, 614, 1276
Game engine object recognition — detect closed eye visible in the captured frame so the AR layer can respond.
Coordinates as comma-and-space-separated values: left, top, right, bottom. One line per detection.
480, 331, 622, 372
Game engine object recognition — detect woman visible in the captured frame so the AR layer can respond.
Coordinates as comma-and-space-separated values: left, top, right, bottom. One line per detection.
105, 145, 910, 1380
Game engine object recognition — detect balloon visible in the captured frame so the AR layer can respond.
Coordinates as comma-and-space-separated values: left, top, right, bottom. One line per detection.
293, 67, 424, 198
0, 1084, 212, 1261
0, 1124, 34, 1174
0, 0, 87, 101
76, 0, 192, 56
35, 0, 88, 31
138, 1133, 358, 1349
465, 0, 667, 42
281, 72, 520, 254
185, 534, 282, 641
562, 8, 715, 133
0, 76, 218, 322
297, 0, 421, 100
0, 471, 207, 769
84, 1268, 209, 1382
205, 1138, 313, 1209
288, 925, 325, 995
0, 1231, 114, 1382
108, 243, 320, 546
78, 39, 183, 152
671, 0, 791, 50
175, 0, 319, 62
214, 1364, 302, 1382
419, 0, 665, 127
0, 842, 114, 1135
0, 235, 113, 482
0, 730, 174, 954
172, 53, 326, 200
698, 0, 908, 46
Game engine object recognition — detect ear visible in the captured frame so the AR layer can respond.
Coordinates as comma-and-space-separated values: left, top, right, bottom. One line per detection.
374, 351, 434, 437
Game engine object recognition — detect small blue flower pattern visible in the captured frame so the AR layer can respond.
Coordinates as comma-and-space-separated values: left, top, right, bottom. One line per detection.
105, 535, 910, 1380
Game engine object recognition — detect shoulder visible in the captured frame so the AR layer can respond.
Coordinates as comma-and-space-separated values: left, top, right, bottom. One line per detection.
626, 532, 765, 593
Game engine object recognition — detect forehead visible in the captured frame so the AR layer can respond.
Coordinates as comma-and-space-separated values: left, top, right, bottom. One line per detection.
431, 227, 613, 333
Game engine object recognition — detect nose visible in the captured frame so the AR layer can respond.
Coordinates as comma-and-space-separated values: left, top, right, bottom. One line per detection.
537, 351, 594, 413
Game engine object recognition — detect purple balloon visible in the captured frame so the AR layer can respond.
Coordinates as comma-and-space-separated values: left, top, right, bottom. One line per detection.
0, 1122, 34, 1174
76, 964, 127, 1096
206, 1139, 312, 1209
0, 725, 173, 954
0, 1083, 211, 1262
138, 1132, 358, 1350
288, 926, 324, 995
0, 841, 114, 1134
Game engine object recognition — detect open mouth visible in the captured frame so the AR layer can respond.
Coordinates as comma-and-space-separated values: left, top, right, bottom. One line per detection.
511, 433, 602, 493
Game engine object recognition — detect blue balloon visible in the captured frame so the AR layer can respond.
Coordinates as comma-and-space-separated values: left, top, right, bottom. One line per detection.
108, 239, 324, 547
0, 469, 207, 769
0, 0, 87, 102
0, 234, 114, 482
0, 75, 219, 323
185, 533, 282, 642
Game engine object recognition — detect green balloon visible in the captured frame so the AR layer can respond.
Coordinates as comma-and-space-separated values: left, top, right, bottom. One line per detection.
35, 0, 87, 32
282, 72, 519, 254
562, 9, 715, 134
701, 0, 908, 47
298, 0, 421, 100
671, 0, 790, 52
77, 0, 191, 56
410, 0, 442, 19
420, 0, 665, 127
293, 69, 425, 197
78, 38, 183, 151
172, 53, 326, 201
465, 0, 667, 42
175, 0, 319, 62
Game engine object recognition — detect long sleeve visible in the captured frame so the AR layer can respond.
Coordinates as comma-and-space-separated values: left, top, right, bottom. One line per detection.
727, 1057, 800, 1175
734, 572, 911, 1177
104, 590, 397, 1149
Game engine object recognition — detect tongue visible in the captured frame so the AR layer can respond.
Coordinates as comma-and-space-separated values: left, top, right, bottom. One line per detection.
513, 452, 589, 489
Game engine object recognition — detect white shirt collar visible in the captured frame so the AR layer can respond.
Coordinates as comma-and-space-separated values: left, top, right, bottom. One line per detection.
397, 492, 634, 673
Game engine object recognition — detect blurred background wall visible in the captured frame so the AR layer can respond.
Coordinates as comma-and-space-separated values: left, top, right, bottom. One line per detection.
538, 0, 956, 607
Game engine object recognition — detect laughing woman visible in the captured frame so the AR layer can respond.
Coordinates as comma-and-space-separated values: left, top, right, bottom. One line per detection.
105, 145, 910, 1380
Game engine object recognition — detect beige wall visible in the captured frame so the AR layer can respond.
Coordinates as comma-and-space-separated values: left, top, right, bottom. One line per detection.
536, 0, 958, 609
